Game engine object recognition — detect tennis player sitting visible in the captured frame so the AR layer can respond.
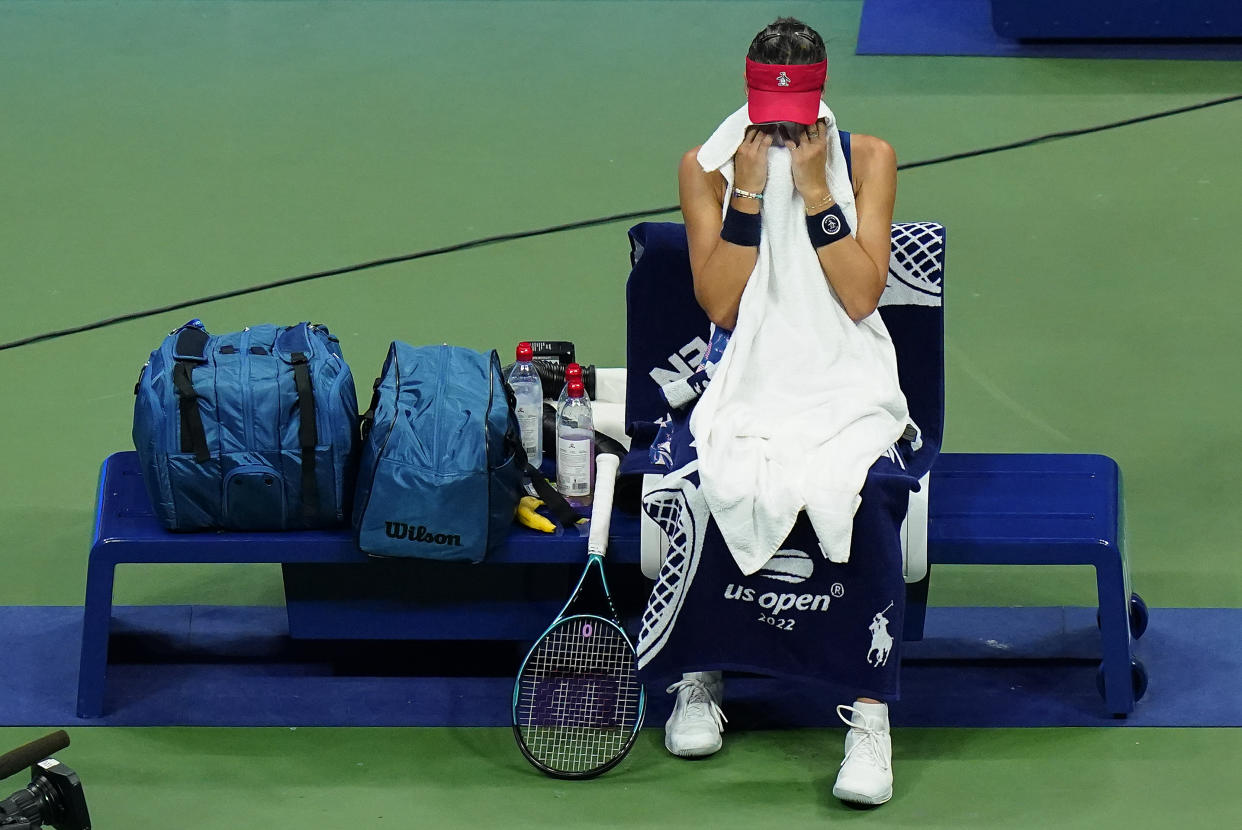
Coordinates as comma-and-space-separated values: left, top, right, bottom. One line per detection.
634, 17, 919, 808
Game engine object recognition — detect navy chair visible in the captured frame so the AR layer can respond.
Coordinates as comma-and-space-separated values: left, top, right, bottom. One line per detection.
619, 221, 1148, 715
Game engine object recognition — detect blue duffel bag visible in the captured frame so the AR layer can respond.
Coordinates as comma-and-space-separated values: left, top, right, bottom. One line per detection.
132, 320, 360, 530
352, 342, 527, 563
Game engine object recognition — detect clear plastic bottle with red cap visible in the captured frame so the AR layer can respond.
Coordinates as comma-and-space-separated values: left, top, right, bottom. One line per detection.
507, 342, 543, 463
557, 362, 584, 408
555, 378, 594, 508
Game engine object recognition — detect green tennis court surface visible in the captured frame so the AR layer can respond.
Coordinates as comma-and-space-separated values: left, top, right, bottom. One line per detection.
2, 1, 1240, 827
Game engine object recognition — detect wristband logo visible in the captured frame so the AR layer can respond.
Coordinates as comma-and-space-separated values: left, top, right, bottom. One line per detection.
822, 213, 842, 235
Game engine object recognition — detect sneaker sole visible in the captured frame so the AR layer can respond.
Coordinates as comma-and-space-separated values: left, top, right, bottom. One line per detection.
664, 737, 722, 758
832, 785, 892, 806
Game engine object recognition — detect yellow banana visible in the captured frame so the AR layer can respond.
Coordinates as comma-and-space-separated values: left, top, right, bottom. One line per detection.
517, 496, 556, 533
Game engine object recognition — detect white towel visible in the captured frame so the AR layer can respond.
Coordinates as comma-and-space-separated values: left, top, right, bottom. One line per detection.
688, 103, 913, 575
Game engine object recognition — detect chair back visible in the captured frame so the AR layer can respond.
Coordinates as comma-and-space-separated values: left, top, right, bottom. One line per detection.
623, 221, 945, 474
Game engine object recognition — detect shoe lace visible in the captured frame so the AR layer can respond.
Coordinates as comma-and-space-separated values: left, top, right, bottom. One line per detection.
836, 704, 889, 772
666, 678, 728, 732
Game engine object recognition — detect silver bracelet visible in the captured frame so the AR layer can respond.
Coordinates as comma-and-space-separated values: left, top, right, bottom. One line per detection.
732, 186, 764, 201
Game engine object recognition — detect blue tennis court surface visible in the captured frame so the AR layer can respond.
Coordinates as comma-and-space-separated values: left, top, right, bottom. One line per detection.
3, 605, 1236, 727
857, 1, 1242, 60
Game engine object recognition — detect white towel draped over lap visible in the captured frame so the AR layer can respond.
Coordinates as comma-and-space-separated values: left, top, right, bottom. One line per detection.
689, 103, 913, 575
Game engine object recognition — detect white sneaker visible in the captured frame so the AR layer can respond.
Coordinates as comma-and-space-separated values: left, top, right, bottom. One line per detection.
664, 671, 727, 757
832, 702, 893, 806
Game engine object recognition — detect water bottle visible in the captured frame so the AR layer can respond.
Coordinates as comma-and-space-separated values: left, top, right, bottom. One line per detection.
557, 362, 583, 407
508, 342, 543, 463
556, 379, 595, 508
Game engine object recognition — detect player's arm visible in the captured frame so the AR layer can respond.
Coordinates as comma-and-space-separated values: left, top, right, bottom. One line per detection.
680, 134, 769, 331
793, 129, 896, 322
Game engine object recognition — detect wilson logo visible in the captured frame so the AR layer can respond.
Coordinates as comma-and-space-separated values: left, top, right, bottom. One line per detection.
384, 521, 462, 547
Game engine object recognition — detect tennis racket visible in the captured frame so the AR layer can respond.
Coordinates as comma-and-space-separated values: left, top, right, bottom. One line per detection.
512, 454, 647, 778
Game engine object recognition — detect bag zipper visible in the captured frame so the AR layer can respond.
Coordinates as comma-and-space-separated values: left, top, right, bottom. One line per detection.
313, 326, 337, 448
240, 327, 254, 451
485, 352, 495, 469
431, 344, 448, 467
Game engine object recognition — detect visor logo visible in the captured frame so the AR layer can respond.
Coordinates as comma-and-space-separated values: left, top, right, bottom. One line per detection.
776, 71, 791, 87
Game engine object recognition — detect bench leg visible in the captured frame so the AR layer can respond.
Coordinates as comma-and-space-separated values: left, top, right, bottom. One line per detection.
1095, 551, 1137, 716
902, 574, 930, 642
77, 556, 116, 718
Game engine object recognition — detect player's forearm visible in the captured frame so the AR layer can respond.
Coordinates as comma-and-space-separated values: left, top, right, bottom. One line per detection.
693, 243, 758, 331
814, 235, 886, 322
692, 199, 761, 330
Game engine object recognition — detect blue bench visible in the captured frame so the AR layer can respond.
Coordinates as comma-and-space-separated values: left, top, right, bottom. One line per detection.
912, 451, 1147, 716
77, 450, 643, 718
78, 447, 1146, 718
77, 221, 1147, 719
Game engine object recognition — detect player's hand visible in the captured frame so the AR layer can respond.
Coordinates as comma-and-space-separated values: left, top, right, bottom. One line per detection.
789, 119, 831, 203
732, 127, 773, 194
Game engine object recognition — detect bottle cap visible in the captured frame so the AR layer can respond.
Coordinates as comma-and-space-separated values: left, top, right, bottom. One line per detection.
566, 363, 582, 379
567, 380, 585, 398
516, 342, 532, 361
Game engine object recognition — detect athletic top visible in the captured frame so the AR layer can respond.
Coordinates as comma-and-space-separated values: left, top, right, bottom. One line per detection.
840, 129, 854, 185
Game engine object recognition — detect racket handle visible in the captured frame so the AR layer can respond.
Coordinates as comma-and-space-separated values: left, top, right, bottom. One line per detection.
587, 454, 621, 558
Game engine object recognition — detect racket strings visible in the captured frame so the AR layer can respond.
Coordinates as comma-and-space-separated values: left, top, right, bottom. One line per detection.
516, 617, 642, 774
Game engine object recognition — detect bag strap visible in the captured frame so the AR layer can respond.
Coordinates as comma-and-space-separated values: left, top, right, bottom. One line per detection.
497, 359, 582, 528
525, 432, 625, 526
290, 351, 319, 522
171, 362, 209, 463
171, 325, 210, 463
360, 375, 382, 444
524, 462, 584, 528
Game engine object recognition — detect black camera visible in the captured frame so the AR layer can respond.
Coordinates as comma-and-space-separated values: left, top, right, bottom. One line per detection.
0, 732, 91, 830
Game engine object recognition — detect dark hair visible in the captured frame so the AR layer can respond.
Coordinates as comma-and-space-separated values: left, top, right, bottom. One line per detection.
746, 17, 826, 65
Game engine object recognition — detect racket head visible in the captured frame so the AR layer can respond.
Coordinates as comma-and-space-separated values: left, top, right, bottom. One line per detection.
512, 613, 647, 779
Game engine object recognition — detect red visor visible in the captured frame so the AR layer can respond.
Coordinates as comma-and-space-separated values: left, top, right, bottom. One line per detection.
744, 58, 827, 125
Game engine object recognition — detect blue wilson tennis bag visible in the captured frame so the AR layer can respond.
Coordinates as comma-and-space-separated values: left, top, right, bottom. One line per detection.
132, 320, 360, 530
353, 343, 525, 563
